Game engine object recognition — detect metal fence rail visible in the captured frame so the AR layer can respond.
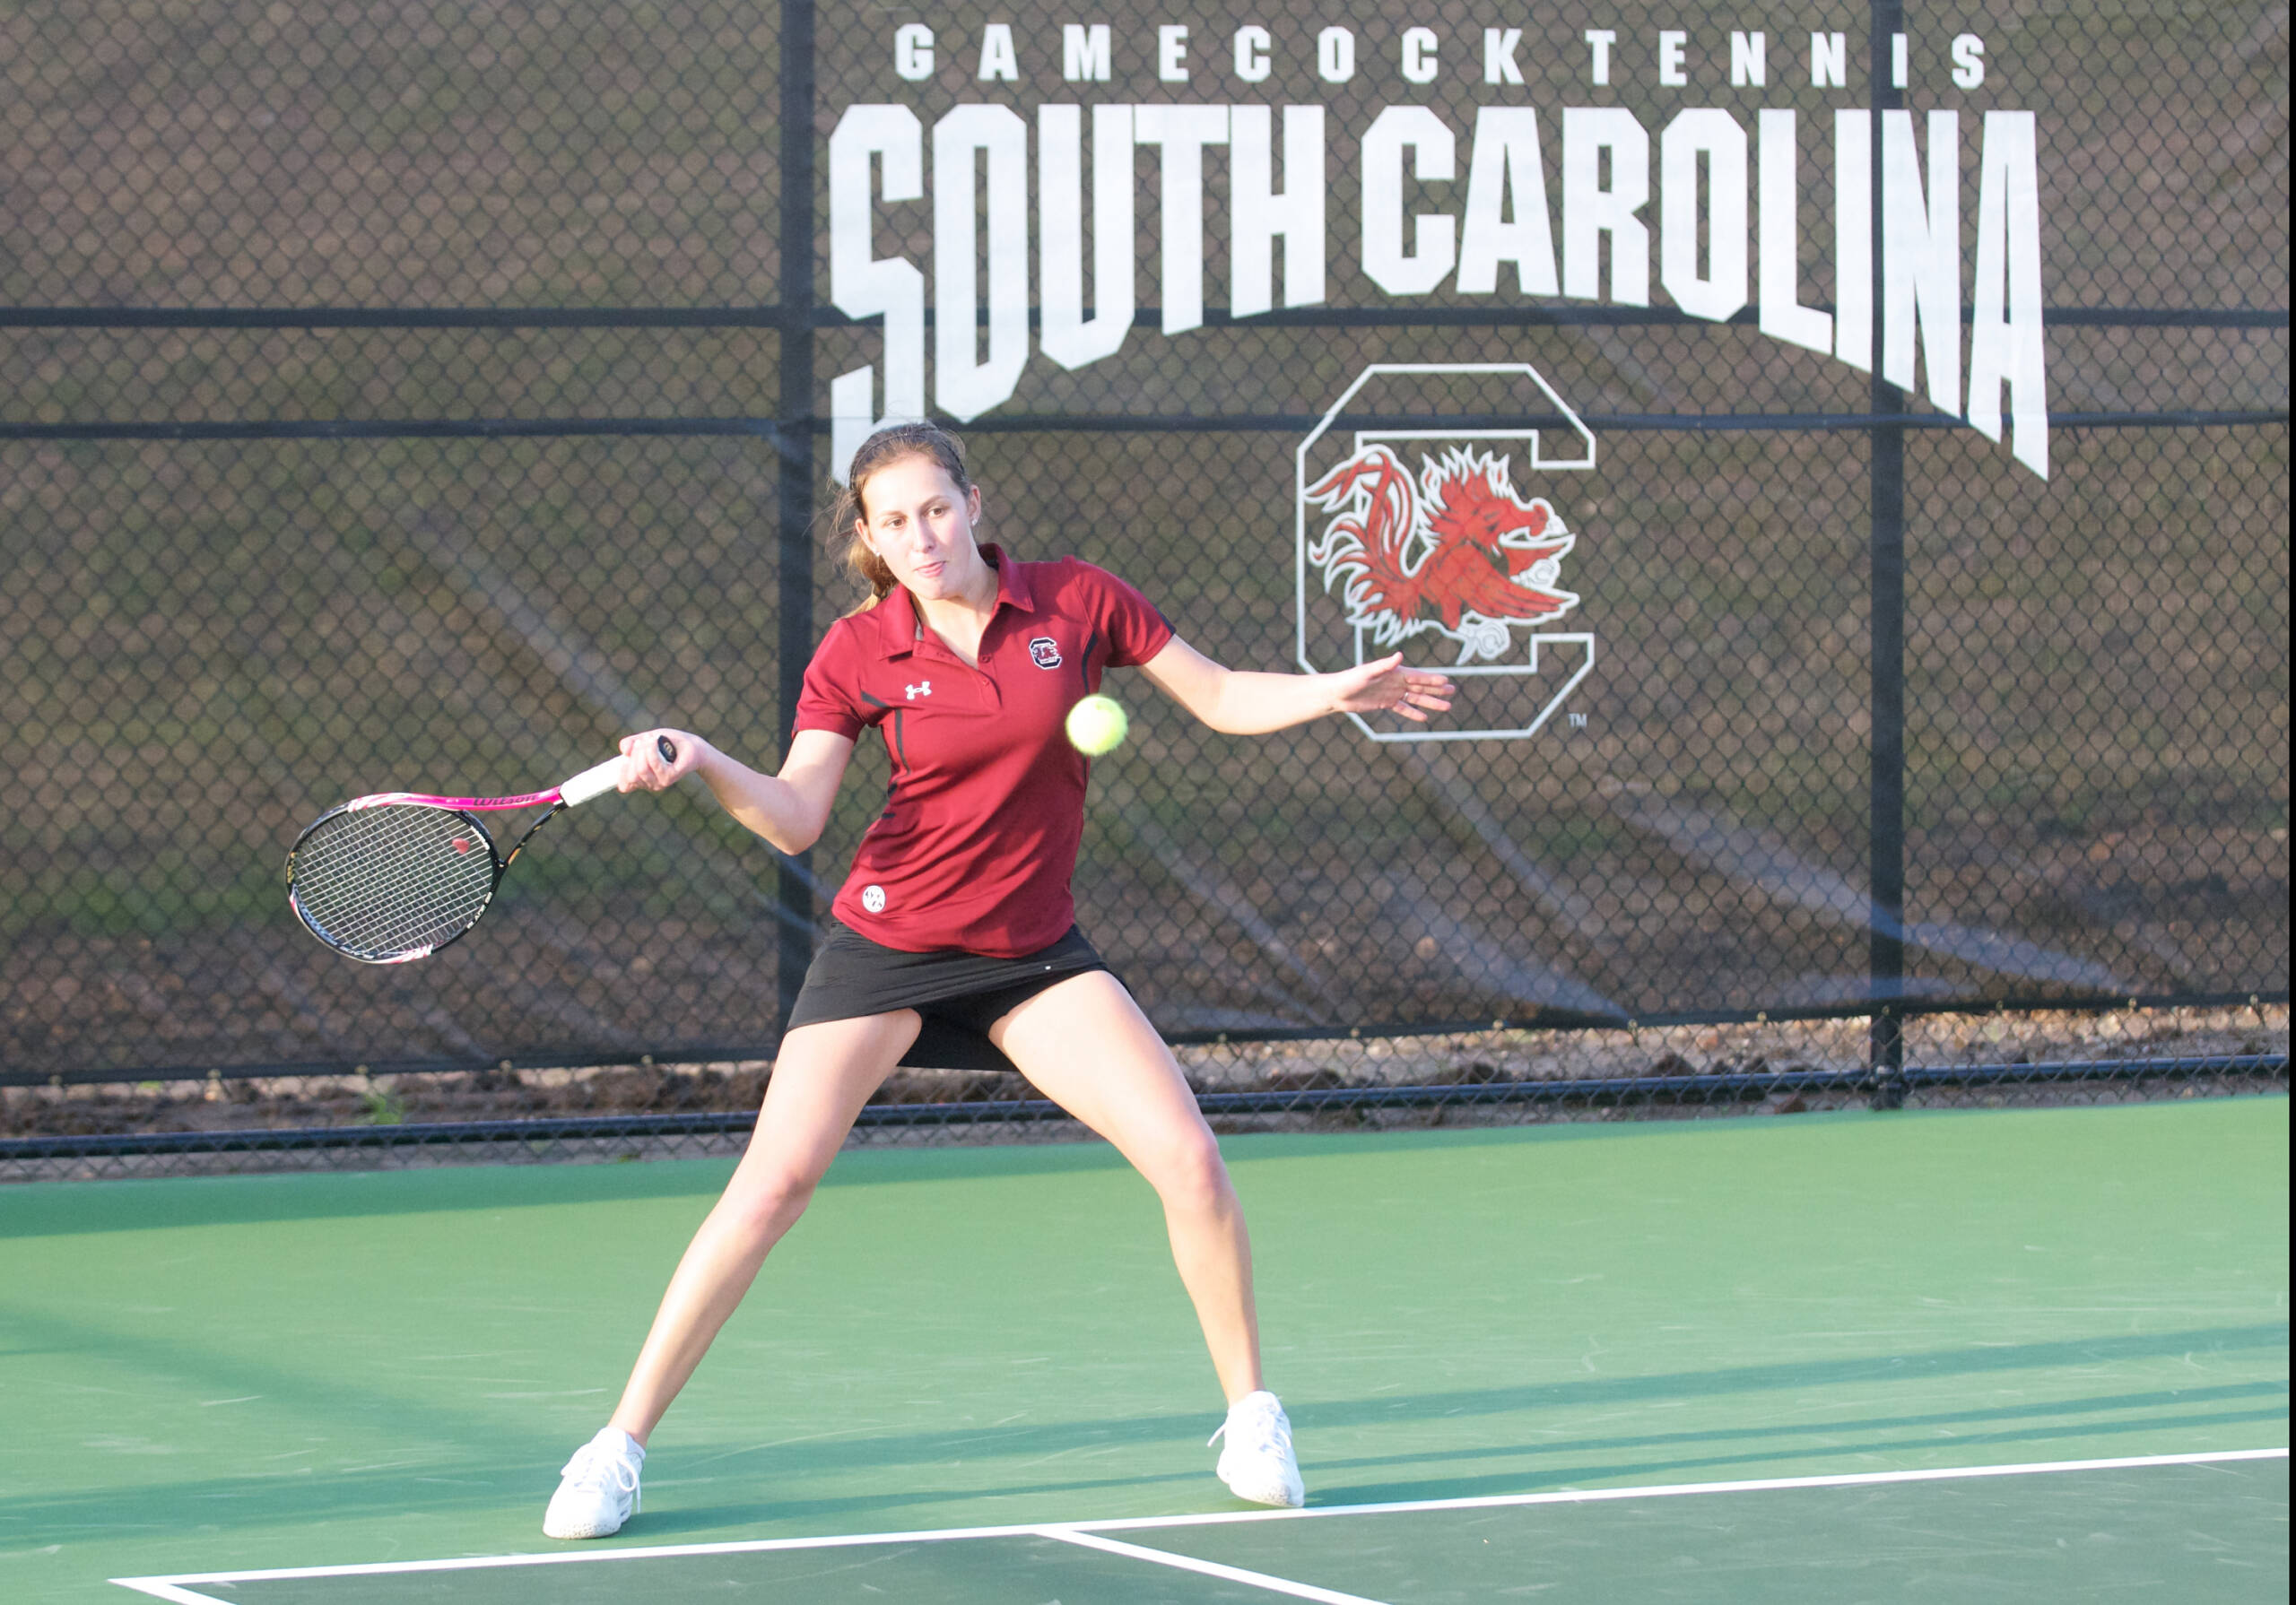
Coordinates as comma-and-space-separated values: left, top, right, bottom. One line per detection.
4, 1052, 2284, 1165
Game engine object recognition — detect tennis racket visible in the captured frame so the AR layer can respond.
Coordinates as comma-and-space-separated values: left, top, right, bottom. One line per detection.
285, 735, 677, 964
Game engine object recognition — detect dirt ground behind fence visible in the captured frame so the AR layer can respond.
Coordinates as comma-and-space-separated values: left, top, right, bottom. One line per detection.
5, 1002, 2283, 1182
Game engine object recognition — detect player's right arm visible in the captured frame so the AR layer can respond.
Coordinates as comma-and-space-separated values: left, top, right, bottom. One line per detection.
616, 727, 855, 855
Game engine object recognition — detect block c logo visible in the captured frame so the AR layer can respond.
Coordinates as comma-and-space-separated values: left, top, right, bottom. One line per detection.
1295, 363, 1598, 742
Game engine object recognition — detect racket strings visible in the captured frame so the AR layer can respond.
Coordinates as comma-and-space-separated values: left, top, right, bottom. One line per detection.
291, 803, 500, 959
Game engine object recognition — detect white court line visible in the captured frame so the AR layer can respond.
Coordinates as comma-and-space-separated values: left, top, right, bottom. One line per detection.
1043, 1529, 1394, 1604
109, 1446, 2290, 1600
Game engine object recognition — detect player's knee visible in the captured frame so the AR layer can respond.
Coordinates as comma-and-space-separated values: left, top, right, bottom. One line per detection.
1152, 1125, 1233, 1215
726, 1166, 821, 1235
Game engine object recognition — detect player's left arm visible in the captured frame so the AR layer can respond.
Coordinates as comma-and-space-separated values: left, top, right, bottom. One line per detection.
1137, 637, 1456, 734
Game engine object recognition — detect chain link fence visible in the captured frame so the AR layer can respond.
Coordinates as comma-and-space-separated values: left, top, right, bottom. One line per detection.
4, 1, 2287, 1173
4, 1006, 2285, 1183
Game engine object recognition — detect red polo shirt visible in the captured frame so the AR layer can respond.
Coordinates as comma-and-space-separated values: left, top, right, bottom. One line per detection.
792, 548, 1173, 955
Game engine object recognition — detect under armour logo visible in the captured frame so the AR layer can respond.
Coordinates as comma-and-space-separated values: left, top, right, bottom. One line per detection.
905, 681, 932, 699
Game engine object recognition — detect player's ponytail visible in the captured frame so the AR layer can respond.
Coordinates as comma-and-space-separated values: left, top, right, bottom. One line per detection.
828, 421, 974, 611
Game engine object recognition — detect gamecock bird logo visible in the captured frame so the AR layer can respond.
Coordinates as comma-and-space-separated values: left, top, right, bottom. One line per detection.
1303, 444, 1579, 664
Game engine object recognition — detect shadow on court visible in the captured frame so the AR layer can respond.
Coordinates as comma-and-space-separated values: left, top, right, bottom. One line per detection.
121, 1460, 2292, 1605
6, 1320, 2282, 1540
0, 1147, 1140, 1240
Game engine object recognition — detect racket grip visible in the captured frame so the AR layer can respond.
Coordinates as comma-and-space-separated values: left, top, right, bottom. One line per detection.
559, 756, 628, 807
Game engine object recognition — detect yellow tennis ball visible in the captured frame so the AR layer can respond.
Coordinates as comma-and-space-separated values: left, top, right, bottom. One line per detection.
1065, 693, 1128, 756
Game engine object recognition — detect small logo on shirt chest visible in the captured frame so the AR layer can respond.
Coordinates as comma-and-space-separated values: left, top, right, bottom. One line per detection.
905, 681, 932, 700
1028, 637, 1063, 670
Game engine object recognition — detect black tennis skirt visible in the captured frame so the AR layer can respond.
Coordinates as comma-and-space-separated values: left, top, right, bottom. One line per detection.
784, 921, 1112, 1071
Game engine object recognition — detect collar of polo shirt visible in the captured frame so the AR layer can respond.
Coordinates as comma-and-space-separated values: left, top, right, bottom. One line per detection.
872, 544, 1036, 658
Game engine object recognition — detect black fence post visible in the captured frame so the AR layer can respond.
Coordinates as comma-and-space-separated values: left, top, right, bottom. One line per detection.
774, 0, 819, 1036
1868, 0, 1909, 1108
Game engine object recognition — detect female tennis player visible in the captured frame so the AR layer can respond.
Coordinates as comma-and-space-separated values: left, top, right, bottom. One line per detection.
543, 421, 1455, 1540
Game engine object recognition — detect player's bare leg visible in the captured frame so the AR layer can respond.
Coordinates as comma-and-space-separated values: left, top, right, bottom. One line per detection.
990, 972, 1263, 1401
547, 1011, 918, 1537
607, 1009, 921, 1444
992, 970, 1300, 1504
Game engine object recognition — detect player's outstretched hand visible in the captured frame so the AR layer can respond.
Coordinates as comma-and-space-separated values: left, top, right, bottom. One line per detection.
1330, 653, 1456, 724
617, 729, 707, 792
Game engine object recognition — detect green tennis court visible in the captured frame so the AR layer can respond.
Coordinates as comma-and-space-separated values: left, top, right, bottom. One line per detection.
5, 1098, 2285, 1602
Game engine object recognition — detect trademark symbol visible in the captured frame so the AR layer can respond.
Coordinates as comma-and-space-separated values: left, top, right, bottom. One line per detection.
1569, 712, 1588, 729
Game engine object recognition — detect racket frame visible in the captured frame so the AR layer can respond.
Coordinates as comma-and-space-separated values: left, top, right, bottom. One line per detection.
284, 742, 670, 964
286, 798, 559, 964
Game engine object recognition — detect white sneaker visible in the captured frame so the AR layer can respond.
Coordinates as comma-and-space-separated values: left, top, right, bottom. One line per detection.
1209, 1390, 1305, 1507
543, 1427, 645, 1539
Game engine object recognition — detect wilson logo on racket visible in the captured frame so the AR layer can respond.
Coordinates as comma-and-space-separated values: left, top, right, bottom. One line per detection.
1303, 443, 1578, 666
